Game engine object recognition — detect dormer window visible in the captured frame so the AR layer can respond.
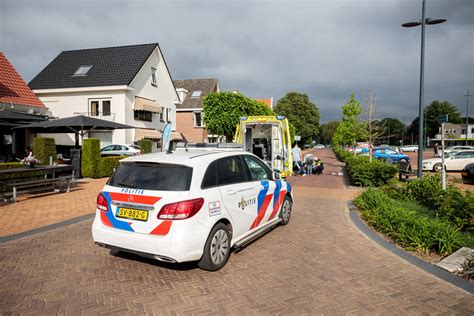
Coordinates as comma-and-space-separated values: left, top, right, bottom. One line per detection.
73, 65, 92, 77
192, 91, 202, 97
151, 67, 157, 86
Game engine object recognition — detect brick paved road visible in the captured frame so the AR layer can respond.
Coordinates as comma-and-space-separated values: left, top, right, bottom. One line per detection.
0, 149, 472, 314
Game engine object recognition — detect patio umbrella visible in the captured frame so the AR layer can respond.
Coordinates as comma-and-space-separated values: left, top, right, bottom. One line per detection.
14, 115, 136, 147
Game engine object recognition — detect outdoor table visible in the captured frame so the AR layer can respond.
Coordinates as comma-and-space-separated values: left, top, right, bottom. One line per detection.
0, 164, 75, 180
0, 165, 75, 202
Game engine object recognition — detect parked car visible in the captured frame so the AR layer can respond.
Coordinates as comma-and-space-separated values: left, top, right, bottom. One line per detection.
422, 150, 474, 171
100, 144, 141, 156
399, 145, 418, 152
314, 144, 325, 149
436, 146, 474, 157
92, 148, 293, 271
373, 147, 410, 163
461, 163, 474, 184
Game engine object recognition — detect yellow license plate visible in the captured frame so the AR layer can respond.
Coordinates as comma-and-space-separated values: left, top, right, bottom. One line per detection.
117, 208, 149, 221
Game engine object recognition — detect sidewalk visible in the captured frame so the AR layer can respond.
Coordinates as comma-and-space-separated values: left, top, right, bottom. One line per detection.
0, 178, 107, 237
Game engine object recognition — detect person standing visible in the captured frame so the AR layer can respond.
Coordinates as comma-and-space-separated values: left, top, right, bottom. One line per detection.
434, 143, 439, 157
292, 143, 302, 174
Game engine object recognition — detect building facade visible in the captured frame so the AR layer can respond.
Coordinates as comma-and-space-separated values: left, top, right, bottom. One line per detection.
29, 43, 181, 150
173, 78, 220, 143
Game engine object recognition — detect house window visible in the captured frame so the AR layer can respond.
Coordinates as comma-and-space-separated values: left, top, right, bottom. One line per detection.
102, 100, 111, 116
73, 65, 93, 77
167, 108, 172, 123
89, 99, 112, 117
192, 91, 202, 97
134, 110, 152, 122
471, 127, 474, 133
90, 101, 99, 116
194, 111, 204, 127
151, 67, 157, 86
159, 108, 164, 122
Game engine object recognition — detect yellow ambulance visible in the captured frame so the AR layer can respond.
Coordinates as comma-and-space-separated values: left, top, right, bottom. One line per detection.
234, 116, 293, 178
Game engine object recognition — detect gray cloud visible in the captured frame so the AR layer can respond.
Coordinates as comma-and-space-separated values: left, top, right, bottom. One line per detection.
1, 0, 473, 123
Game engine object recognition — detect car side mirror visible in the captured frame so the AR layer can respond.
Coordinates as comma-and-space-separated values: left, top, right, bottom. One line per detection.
273, 169, 281, 180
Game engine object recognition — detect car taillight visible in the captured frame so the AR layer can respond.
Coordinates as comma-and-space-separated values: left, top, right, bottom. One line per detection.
158, 198, 204, 220
97, 192, 109, 212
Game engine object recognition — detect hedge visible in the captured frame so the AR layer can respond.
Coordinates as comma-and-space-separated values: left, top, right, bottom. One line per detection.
0, 162, 23, 170
98, 156, 126, 178
82, 138, 101, 178
138, 139, 152, 154
32, 137, 56, 165
333, 147, 397, 187
355, 188, 471, 256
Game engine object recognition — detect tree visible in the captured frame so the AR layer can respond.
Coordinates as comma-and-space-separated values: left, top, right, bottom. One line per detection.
405, 100, 461, 143
364, 91, 380, 161
320, 121, 340, 145
378, 118, 405, 146
333, 93, 366, 147
274, 92, 320, 144
425, 100, 461, 138
203, 92, 274, 140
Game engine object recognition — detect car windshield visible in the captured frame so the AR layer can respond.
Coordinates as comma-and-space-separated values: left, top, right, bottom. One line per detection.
108, 162, 193, 191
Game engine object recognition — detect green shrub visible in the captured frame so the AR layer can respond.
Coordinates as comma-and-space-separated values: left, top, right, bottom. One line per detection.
345, 156, 397, 187
32, 137, 56, 165
98, 156, 126, 178
0, 162, 23, 170
138, 139, 152, 154
384, 174, 474, 232
82, 138, 101, 178
355, 188, 469, 255
333, 146, 352, 162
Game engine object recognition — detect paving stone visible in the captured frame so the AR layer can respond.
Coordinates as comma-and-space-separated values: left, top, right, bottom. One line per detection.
0, 149, 472, 314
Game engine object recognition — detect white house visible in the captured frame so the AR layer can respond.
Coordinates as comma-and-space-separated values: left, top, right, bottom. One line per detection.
29, 43, 181, 151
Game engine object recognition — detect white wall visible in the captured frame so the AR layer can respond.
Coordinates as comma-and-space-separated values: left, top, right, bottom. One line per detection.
127, 47, 178, 138
34, 46, 179, 147
36, 91, 126, 145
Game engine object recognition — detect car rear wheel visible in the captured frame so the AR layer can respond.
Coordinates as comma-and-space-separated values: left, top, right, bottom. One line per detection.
433, 163, 443, 172
279, 196, 292, 225
198, 223, 231, 271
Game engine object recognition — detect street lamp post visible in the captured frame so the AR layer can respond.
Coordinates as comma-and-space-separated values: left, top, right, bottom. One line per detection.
403, 0, 446, 178
465, 89, 471, 145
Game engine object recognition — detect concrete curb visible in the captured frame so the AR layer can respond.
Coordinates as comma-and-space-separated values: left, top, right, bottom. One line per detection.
0, 213, 95, 244
349, 208, 474, 294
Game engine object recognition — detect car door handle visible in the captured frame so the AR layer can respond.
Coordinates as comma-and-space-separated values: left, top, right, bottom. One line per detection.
255, 185, 264, 190
227, 189, 237, 195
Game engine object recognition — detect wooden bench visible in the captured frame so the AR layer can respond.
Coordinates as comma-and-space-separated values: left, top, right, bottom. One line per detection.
7, 176, 74, 202
397, 161, 416, 181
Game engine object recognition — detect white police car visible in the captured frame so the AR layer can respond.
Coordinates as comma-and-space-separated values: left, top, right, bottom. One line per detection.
92, 146, 293, 271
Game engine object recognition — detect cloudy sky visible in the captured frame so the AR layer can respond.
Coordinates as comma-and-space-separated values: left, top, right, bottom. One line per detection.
1, 0, 473, 123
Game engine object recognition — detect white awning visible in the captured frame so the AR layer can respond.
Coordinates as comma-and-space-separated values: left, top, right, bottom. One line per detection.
134, 97, 161, 113
134, 128, 183, 141
134, 128, 161, 141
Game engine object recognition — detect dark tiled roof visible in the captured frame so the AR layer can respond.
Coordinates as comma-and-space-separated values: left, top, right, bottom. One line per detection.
0, 52, 45, 108
173, 78, 219, 110
29, 43, 159, 90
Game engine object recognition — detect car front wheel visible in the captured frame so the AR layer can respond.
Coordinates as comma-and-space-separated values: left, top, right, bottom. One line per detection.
279, 196, 292, 225
433, 163, 443, 172
400, 158, 407, 163
198, 223, 231, 271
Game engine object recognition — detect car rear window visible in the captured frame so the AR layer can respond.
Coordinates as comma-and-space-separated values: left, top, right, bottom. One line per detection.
108, 162, 192, 191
